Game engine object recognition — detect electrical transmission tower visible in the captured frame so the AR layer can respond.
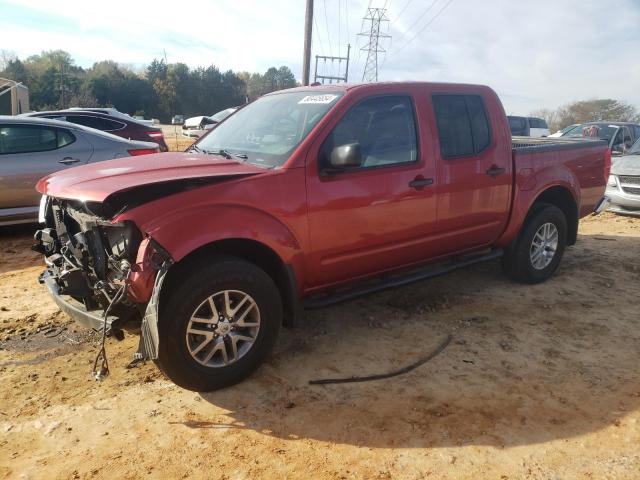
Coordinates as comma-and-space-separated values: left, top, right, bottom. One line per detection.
358, 7, 391, 82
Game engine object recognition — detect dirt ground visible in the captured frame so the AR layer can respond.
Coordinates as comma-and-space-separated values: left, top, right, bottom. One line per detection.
1, 212, 639, 479
161, 124, 195, 152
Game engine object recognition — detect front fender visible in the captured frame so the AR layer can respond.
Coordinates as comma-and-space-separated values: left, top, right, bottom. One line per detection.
139, 203, 303, 264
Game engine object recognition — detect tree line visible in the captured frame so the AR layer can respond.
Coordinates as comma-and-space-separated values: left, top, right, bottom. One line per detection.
0, 50, 298, 121
530, 99, 640, 133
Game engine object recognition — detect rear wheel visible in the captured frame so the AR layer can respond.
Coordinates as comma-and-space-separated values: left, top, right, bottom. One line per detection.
502, 204, 567, 284
155, 257, 282, 391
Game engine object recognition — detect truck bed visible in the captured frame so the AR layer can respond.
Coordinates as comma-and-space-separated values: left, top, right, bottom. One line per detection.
512, 136, 607, 152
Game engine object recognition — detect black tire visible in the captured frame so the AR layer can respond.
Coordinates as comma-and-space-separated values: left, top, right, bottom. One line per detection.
502, 204, 567, 284
155, 256, 282, 392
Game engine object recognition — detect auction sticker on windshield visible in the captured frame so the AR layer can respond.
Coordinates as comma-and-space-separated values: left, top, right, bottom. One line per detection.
298, 94, 338, 104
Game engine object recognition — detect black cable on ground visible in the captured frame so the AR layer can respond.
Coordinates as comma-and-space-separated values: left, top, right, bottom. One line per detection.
309, 334, 452, 385
92, 285, 126, 381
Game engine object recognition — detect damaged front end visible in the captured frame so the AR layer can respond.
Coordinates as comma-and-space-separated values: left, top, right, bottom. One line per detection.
35, 195, 172, 360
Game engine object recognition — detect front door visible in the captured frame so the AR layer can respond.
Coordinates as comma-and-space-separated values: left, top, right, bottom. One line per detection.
305, 93, 438, 289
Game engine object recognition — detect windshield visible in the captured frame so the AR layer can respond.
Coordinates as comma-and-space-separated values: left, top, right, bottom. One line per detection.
195, 91, 343, 167
562, 123, 619, 143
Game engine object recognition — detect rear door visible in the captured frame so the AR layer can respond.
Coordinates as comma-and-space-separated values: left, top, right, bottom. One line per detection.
429, 93, 512, 254
0, 124, 92, 210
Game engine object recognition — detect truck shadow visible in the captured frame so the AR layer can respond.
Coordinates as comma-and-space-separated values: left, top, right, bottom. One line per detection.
200, 231, 640, 449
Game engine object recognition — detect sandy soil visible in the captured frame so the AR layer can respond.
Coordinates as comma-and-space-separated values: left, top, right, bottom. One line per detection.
1, 213, 639, 479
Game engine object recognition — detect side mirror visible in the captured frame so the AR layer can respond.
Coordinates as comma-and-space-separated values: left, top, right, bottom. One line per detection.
327, 143, 363, 171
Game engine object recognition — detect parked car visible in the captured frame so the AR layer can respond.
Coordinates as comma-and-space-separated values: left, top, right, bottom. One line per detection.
34, 82, 609, 391
507, 116, 550, 137
560, 122, 635, 153
67, 107, 156, 128
0, 116, 159, 226
606, 137, 640, 216
548, 124, 578, 138
182, 107, 237, 138
172, 115, 185, 125
23, 110, 168, 152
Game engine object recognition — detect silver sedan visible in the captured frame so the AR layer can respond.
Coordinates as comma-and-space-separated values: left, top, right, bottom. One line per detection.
607, 137, 640, 216
0, 116, 158, 225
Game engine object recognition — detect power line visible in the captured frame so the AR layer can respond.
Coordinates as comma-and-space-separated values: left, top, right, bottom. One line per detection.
313, 12, 325, 57
393, 0, 454, 54
338, 0, 342, 57
345, 0, 350, 42
392, 0, 438, 47
323, 0, 333, 55
394, 0, 415, 21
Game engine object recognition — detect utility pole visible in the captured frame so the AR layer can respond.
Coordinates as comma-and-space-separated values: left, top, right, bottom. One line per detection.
314, 44, 351, 84
302, 0, 313, 86
359, 7, 391, 82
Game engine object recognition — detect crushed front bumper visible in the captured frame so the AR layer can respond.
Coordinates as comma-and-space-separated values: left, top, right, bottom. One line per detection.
40, 270, 117, 331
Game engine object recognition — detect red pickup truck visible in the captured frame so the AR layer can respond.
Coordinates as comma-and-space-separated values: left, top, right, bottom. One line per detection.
34, 82, 609, 391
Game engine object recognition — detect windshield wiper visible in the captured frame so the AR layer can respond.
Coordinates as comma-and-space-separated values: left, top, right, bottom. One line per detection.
187, 144, 202, 153
212, 149, 248, 160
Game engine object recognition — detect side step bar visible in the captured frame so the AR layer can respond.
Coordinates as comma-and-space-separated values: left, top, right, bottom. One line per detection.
303, 248, 503, 309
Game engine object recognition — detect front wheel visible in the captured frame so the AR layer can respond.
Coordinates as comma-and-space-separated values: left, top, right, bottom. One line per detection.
155, 257, 282, 392
502, 204, 567, 284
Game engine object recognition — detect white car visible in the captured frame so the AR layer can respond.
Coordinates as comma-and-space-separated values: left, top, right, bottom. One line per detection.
182, 108, 237, 138
507, 116, 550, 137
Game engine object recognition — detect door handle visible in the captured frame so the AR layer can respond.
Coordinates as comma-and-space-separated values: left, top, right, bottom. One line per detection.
409, 177, 434, 189
486, 165, 506, 177
59, 157, 80, 165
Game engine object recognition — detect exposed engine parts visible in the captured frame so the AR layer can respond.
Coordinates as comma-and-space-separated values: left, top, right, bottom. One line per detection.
34, 196, 171, 380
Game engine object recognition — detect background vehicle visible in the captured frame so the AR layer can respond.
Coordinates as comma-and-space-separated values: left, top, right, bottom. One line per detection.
0, 116, 159, 225
560, 122, 636, 153
24, 110, 168, 152
507, 116, 550, 137
606, 137, 640, 216
67, 107, 156, 128
182, 107, 237, 138
172, 115, 185, 125
35, 82, 608, 392
549, 124, 578, 138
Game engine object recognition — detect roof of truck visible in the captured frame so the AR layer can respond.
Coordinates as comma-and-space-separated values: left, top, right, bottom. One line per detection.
266, 81, 493, 95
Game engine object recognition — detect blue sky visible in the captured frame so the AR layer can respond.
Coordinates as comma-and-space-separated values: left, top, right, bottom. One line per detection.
1, 0, 639, 115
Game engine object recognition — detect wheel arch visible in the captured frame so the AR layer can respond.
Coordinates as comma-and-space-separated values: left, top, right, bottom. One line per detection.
529, 185, 579, 245
161, 238, 302, 328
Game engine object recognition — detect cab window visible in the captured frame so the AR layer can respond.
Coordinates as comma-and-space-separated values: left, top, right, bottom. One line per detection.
320, 95, 418, 170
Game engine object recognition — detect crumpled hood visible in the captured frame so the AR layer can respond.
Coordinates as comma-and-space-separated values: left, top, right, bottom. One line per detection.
36, 152, 264, 202
612, 155, 640, 176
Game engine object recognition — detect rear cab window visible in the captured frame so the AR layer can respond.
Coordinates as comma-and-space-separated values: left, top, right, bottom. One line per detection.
432, 94, 492, 158
528, 117, 548, 129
